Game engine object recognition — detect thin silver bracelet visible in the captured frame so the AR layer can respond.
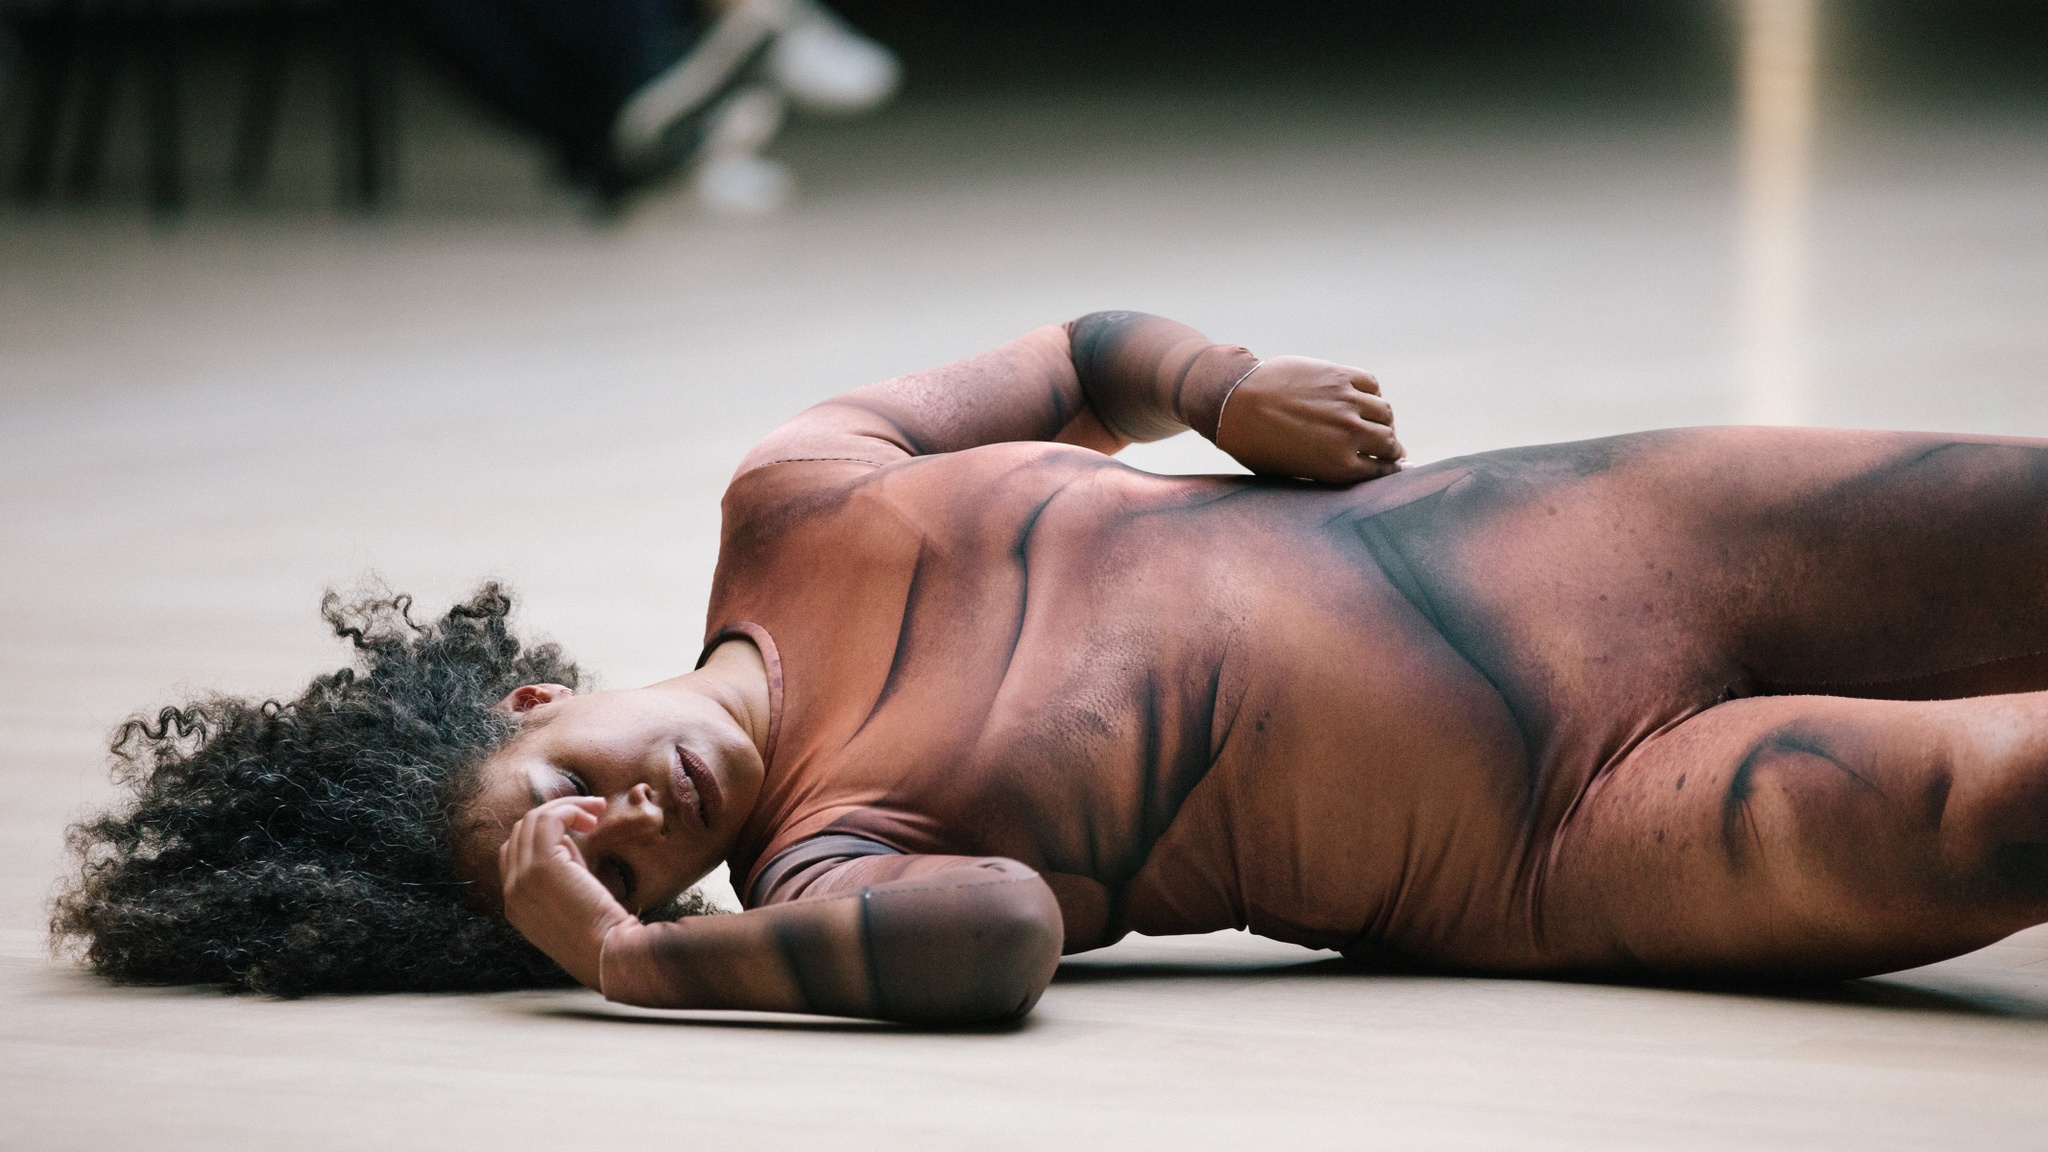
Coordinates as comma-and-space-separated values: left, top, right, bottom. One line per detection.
1212, 359, 1264, 441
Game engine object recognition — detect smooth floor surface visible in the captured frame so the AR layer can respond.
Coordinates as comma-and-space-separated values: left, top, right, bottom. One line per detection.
5, 77, 2048, 1149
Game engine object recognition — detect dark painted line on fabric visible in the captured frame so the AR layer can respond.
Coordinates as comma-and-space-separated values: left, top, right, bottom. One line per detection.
1721, 742, 1769, 870
1198, 650, 1228, 762
1134, 668, 1164, 859
858, 889, 887, 1019
1044, 375, 1078, 434
992, 485, 1065, 688
1721, 729, 1878, 869
1166, 345, 1201, 415
1346, 507, 1538, 801
848, 541, 929, 745
772, 916, 831, 1014
1346, 512, 1451, 637
1068, 310, 1148, 440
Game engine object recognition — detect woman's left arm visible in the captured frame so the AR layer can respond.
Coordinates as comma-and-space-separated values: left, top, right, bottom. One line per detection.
737, 311, 1402, 483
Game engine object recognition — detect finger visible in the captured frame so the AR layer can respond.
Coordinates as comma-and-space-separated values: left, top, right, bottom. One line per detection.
557, 800, 602, 868
530, 801, 596, 867
509, 799, 597, 876
537, 795, 605, 825
1348, 391, 1394, 427
1300, 441, 1378, 485
520, 799, 598, 854
555, 816, 591, 868
1346, 418, 1404, 461
1345, 369, 1381, 396
512, 809, 546, 877
1321, 453, 1400, 485
508, 811, 548, 880
505, 833, 531, 895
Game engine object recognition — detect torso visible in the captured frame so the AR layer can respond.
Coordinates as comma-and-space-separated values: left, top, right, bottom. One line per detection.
709, 425, 2048, 972
710, 441, 1549, 960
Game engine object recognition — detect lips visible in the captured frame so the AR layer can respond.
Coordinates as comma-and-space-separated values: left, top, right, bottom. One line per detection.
670, 747, 724, 830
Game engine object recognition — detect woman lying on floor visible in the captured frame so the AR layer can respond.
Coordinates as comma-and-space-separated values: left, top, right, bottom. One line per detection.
56, 312, 2048, 1022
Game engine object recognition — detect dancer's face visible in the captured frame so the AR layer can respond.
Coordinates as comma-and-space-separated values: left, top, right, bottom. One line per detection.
458, 677, 765, 914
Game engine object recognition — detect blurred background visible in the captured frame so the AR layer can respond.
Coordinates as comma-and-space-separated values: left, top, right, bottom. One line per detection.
2, 0, 2046, 919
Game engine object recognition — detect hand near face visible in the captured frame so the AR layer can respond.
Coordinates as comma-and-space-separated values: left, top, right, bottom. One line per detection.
499, 796, 637, 990
1215, 355, 1404, 484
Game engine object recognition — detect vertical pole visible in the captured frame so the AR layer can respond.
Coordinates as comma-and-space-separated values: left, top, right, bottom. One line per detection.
1735, 0, 1820, 426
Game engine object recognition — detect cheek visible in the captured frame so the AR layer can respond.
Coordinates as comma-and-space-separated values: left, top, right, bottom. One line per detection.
584, 728, 668, 783
649, 839, 720, 895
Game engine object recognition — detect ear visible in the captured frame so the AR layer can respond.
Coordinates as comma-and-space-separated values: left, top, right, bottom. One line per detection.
494, 683, 575, 716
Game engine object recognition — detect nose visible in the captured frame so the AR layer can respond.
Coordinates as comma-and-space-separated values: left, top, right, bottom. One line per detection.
584, 782, 665, 847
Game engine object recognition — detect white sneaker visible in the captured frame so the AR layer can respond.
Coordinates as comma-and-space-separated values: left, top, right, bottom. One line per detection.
702, 84, 786, 156
620, 0, 896, 207
613, 0, 798, 168
768, 5, 900, 115
696, 153, 795, 217
694, 86, 794, 216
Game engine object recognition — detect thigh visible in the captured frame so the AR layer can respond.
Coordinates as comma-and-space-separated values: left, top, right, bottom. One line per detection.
1524, 427, 2048, 700
1541, 691, 2048, 979
1347, 428, 2048, 861
1681, 429, 2048, 698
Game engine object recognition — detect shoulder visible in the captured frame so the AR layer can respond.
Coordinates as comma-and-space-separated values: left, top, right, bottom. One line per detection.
709, 443, 1141, 626
723, 442, 1119, 526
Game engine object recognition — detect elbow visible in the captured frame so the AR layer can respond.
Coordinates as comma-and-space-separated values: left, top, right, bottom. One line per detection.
863, 865, 1064, 1027
956, 874, 1064, 1024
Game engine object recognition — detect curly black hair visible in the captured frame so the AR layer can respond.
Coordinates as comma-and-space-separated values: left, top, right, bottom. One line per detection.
50, 583, 638, 997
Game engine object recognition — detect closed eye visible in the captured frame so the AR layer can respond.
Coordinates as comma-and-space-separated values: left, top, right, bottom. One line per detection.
558, 769, 591, 798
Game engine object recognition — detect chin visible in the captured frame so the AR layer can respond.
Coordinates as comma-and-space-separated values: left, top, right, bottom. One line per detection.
637, 886, 727, 922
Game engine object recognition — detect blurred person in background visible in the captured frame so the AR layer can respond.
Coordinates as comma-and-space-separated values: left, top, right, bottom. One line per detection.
413, 0, 898, 213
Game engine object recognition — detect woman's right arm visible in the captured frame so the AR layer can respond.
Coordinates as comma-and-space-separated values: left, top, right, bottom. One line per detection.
499, 800, 1062, 1025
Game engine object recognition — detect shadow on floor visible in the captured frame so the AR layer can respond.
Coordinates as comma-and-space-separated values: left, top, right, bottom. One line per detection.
524, 1002, 1033, 1035
1051, 953, 2048, 1020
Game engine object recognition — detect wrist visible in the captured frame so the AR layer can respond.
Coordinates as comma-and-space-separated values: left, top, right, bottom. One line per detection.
1176, 343, 1261, 443
591, 914, 638, 997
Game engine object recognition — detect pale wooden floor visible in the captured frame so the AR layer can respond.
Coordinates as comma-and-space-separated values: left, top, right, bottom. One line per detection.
4, 72, 2048, 1149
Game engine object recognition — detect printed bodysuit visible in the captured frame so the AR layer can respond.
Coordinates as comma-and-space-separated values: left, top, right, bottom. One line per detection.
599, 313, 2048, 1013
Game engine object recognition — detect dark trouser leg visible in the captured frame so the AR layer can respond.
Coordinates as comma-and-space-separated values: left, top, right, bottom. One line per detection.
409, 0, 685, 183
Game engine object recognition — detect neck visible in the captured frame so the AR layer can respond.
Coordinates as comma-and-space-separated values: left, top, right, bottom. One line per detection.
677, 638, 772, 760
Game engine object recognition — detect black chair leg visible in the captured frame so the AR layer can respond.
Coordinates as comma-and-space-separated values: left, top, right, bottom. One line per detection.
335, 0, 393, 210
139, 0, 180, 214
12, 5, 76, 202
63, 2, 123, 200
0, 19, 29, 139
232, 1, 293, 197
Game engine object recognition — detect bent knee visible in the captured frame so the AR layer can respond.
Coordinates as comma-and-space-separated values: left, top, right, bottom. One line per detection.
1716, 705, 2048, 902
1542, 694, 2048, 975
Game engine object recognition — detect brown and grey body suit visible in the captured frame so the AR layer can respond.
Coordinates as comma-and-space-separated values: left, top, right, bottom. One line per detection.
601, 313, 2048, 1019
